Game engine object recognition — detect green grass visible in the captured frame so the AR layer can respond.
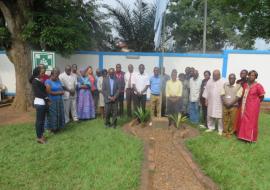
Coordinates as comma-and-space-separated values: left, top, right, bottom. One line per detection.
0, 117, 143, 190
186, 113, 270, 190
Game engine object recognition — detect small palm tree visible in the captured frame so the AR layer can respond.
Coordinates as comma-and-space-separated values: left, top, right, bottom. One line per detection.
168, 113, 188, 129
134, 107, 151, 125
104, 0, 156, 52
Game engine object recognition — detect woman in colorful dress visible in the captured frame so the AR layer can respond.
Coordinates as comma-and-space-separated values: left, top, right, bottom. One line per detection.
87, 66, 99, 114
45, 68, 65, 132
237, 70, 265, 142
77, 67, 95, 120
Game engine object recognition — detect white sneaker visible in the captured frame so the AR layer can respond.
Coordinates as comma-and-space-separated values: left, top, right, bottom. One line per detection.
218, 131, 223, 136
199, 124, 206, 129
205, 129, 214, 133
149, 122, 153, 126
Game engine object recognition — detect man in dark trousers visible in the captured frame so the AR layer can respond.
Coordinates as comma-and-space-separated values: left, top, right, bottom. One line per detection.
115, 64, 125, 116
102, 68, 120, 128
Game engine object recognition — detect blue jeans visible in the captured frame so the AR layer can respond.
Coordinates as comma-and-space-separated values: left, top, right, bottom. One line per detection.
35, 104, 47, 138
189, 102, 200, 124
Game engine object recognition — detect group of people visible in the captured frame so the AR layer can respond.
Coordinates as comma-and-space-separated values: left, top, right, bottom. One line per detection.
30, 62, 265, 144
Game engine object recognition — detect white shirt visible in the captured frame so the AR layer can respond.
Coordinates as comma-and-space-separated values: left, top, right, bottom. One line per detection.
59, 72, 77, 99
124, 71, 137, 89
132, 72, 150, 95
189, 77, 202, 102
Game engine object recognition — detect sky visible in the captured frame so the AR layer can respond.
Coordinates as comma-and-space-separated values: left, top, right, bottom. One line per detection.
98, 0, 269, 50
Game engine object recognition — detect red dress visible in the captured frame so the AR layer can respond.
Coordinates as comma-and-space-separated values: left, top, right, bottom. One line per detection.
237, 83, 265, 142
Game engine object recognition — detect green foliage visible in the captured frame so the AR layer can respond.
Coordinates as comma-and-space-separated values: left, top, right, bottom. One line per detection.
134, 107, 151, 123
0, 0, 112, 55
0, 119, 143, 190
104, 0, 156, 52
168, 0, 270, 52
186, 113, 270, 190
168, 113, 188, 128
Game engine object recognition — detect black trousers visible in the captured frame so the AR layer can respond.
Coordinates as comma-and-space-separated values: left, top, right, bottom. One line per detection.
92, 89, 99, 114
202, 105, 208, 127
161, 94, 167, 116
35, 104, 47, 138
105, 101, 118, 127
126, 88, 134, 117
134, 94, 147, 112
117, 92, 124, 116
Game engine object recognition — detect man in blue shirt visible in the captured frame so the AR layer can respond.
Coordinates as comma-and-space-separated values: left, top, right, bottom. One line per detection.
150, 67, 161, 122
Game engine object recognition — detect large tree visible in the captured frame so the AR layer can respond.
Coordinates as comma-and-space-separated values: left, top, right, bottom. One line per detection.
168, 0, 270, 52
104, 0, 156, 52
0, 0, 110, 111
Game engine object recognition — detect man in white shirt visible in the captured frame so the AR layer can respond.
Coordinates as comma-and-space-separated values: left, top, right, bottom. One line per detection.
189, 70, 202, 124
124, 64, 137, 117
132, 64, 149, 112
203, 70, 224, 135
59, 65, 78, 123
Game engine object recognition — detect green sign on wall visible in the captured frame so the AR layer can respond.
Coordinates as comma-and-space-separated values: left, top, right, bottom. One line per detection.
32, 51, 55, 70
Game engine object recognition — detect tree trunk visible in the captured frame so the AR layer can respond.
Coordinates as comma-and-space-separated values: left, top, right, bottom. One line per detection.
6, 40, 32, 111
0, 1, 34, 112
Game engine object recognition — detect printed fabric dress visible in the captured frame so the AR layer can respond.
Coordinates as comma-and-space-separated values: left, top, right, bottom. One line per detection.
45, 79, 65, 130
237, 82, 265, 142
77, 76, 95, 119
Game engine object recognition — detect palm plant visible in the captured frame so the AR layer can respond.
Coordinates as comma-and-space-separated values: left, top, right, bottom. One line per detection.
134, 107, 151, 124
104, 0, 156, 52
168, 113, 188, 129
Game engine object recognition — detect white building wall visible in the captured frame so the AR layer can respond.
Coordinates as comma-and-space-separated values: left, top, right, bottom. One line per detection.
163, 57, 223, 79
226, 53, 270, 98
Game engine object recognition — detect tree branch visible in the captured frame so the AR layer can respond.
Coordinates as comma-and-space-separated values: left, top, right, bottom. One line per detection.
0, 1, 15, 35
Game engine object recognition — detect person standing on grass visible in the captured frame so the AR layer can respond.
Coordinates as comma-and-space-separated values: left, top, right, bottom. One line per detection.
203, 70, 224, 135
178, 73, 189, 117
102, 68, 120, 128
221, 74, 243, 137
133, 64, 149, 112
115, 64, 125, 116
59, 65, 78, 124
166, 69, 183, 127
189, 70, 202, 124
160, 67, 170, 117
87, 66, 99, 117
45, 68, 65, 132
237, 70, 265, 142
124, 64, 136, 117
234, 69, 248, 133
97, 69, 107, 118
149, 67, 161, 126
30, 67, 50, 144
77, 67, 95, 120
199, 70, 211, 128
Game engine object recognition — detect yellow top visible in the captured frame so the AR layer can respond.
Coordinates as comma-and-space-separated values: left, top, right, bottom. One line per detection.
166, 80, 183, 97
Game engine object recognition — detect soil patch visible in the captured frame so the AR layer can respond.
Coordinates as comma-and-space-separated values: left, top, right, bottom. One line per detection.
123, 123, 219, 190
0, 106, 34, 126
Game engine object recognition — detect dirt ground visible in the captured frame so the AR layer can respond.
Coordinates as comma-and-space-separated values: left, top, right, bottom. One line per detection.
123, 123, 218, 190
0, 106, 34, 126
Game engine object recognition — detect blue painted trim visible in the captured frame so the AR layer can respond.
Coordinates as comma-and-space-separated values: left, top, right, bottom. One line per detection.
99, 53, 103, 70
222, 51, 228, 78
264, 98, 270, 102
75, 51, 223, 58
0, 50, 5, 54
224, 50, 270, 54
5, 92, 15, 96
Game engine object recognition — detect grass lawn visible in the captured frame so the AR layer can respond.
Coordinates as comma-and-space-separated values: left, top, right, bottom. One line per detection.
186, 112, 270, 190
0, 117, 143, 190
